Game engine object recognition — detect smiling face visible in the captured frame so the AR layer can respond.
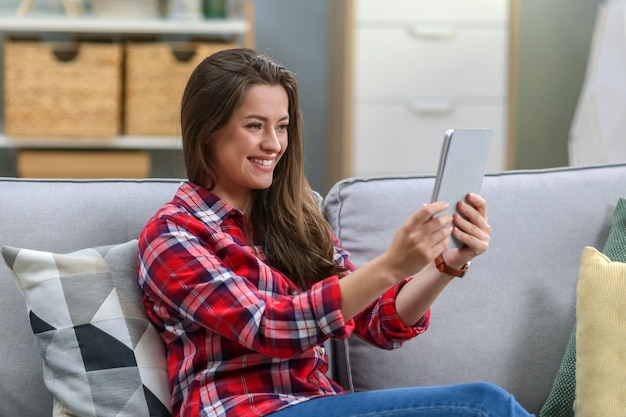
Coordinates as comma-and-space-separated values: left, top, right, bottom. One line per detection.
208, 84, 289, 210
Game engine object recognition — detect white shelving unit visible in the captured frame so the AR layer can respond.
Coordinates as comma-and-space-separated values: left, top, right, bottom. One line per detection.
0, 13, 252, 151
0, 4, 254, 176
0, 134, 184, 150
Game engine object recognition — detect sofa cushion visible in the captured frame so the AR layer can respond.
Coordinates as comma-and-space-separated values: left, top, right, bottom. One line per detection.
1, 240, 171, 417
540, 197, 626, 417
324, 164, 626, 414
0, 178, 181, 417
575, 247, 626, 416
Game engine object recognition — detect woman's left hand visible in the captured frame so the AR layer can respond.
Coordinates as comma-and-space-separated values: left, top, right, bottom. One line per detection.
442, 193, 491, 268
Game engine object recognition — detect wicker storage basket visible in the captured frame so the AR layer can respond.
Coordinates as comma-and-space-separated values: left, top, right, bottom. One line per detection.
124, 41, 237, 136
4, 40, 122, 138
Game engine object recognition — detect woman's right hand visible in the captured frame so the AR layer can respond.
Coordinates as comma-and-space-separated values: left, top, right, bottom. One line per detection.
338, 202, 452, 320
381, 201, 453, 283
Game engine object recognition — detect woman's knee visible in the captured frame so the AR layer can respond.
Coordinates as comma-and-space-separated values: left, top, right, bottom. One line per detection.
469, 381, 508, 394
460, 382, 530, 416
462, 381, 513, 400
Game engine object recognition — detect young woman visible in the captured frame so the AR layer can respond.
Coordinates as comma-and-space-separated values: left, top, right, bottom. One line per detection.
138, 48, 533, 417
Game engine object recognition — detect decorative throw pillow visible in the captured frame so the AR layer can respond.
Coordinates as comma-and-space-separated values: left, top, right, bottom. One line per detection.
574, 247, 626, 416
602, 197, 626, 261
540, 197, 626, 417
539, 329, 576, 417
1, 240, 171, 417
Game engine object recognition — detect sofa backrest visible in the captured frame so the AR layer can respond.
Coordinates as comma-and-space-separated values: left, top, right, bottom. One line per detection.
323, 163, 626, 414
2, 164, 626, 416
0, 178, 182, 417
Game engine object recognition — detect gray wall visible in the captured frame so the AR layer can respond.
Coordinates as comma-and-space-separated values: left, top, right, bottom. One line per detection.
254, 0, 328, 192
513, 0, 603, 169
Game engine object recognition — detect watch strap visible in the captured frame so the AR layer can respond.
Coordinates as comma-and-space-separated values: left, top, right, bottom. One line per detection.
435, 254, 469, 278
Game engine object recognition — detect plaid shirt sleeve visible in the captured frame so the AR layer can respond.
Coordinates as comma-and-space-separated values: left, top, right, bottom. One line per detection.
332, 242, 430, 350
139, 212, 353, 360
353, 278, 429, 349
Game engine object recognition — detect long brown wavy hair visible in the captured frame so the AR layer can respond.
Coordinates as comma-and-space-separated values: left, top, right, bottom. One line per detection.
180, 48, 347, 289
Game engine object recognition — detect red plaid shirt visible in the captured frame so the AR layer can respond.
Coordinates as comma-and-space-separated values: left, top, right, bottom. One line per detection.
138, 182, 429, 417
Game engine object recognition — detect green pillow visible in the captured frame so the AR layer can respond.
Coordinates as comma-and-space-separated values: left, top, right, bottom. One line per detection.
603, 198, 626, 260
540, 329, 576, 417
540, 197, 626, 417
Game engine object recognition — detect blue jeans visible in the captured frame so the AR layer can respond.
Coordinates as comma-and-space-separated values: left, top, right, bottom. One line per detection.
270, 383, 534, 417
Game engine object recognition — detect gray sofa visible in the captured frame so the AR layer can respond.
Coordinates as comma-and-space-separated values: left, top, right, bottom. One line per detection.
2, 163, 625, 416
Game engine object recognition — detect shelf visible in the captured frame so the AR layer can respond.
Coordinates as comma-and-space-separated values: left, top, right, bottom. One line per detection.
0, 16, 248, 35
0, 13, 251, 154
0, 135, 182, 150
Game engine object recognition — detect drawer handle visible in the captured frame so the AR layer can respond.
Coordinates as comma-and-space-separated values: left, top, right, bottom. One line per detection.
409, 24, 457, 40
407, 98, 455, 115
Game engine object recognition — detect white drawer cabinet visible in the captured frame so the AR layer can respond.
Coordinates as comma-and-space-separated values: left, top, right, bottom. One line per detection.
354, 26, 508, 98
355, 0, 508, 22
327, 0, 514, 185
353, 101, 506, 177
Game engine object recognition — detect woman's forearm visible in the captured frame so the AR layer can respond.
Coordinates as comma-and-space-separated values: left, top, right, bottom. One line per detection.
394, 261, 454, 326
338, 253, 400, 320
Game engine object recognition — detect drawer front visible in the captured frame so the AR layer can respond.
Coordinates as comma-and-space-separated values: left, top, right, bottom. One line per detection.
354, 26, 508, 98
351, 101, 507, 177
17, 150, 151, 178
355, 0, 509, 23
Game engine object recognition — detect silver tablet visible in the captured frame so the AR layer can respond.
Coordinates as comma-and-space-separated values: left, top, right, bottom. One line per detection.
431, 128, 493, 248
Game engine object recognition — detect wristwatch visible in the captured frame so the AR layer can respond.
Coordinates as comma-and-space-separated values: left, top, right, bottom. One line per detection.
435, 254, 470, 278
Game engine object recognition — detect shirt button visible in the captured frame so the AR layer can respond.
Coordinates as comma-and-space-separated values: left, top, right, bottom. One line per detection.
292, 289, 299, 295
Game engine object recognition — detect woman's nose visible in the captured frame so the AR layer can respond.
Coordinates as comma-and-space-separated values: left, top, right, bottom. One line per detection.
261, 129, 282, 152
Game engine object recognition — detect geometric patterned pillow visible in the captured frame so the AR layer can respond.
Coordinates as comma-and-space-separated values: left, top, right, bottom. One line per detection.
1, 240, 171, 417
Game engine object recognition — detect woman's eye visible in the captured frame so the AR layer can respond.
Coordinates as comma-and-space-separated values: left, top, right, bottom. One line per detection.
277, 124, 289, 132
247, 123, 262, 130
